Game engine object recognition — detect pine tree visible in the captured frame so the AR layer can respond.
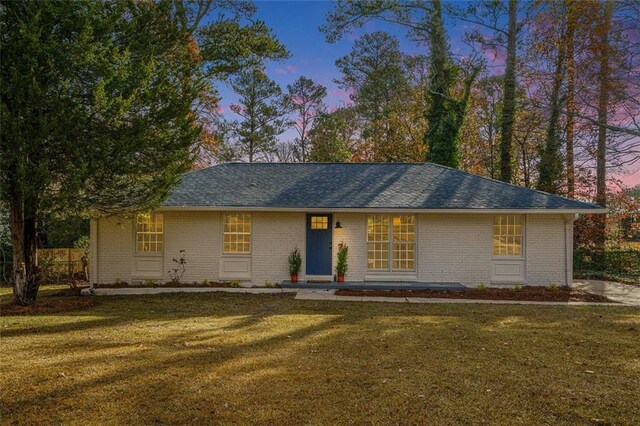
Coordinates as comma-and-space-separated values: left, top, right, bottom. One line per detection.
229, 67, 290, 162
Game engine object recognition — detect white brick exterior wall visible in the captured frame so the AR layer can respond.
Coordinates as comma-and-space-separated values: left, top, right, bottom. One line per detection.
417, 214, 493, 284
92, 211, 571, 287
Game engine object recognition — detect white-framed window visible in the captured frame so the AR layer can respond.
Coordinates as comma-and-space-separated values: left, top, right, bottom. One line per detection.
223, 213, 251, 254
367, 215, 415, 271
136, 213, 163, 253
493, 215, 523, 257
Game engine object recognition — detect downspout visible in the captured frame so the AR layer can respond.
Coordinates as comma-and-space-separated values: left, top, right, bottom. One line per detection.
90, 218, 99, 292
563, 214, 576, 287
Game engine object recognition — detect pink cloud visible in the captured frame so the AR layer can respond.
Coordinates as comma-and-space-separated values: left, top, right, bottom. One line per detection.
612, 170, 640, 188
330, 87, 354, 106
274, 64, 298, 75
484, 45, 507, 65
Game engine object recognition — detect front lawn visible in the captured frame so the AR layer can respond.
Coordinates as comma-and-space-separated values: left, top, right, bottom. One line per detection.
1, 287, 639, 424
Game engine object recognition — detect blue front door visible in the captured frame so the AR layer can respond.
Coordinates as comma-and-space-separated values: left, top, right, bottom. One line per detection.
306, 214, 332, 276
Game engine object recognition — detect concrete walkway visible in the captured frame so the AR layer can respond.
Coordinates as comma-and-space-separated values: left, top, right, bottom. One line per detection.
571, 279, 640, 306
295, 289, 624, 306
81, 287, 297, 296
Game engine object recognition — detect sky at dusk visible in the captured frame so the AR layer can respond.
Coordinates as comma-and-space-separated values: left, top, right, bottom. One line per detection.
212, 1, 639, 187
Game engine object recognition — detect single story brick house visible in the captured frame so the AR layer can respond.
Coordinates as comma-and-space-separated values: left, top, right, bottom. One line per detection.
90, 163, 605, 287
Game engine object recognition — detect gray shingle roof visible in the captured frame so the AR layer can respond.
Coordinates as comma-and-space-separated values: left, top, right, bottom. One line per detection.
162, 163, 604, 211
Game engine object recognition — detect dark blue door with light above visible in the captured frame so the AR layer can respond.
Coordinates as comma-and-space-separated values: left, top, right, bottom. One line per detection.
306, 214, 332, 276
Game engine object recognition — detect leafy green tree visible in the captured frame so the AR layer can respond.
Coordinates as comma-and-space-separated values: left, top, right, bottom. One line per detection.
308, 110, 356, 162
335, 32, 425, 162
0, 0, 287, 305
229, 67, 291, 162
336, 32, 403, 159
424, 0, 479, 168
536, 25, 567, 195
285, 76, 327, 162
323, 0, 477, 167
454, 0, 521, 182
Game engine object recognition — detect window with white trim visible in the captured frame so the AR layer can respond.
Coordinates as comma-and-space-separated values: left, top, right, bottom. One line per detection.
136, 213, 163, 253
367, 215, 415, 271
492, 215, 523, 256
223, 213, 251, 254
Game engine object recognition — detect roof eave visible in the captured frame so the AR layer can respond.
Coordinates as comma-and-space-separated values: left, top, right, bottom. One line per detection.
158, 206, 607, 214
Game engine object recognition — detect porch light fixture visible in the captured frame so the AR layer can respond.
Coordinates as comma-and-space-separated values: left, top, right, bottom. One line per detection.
335, 221, 342, 229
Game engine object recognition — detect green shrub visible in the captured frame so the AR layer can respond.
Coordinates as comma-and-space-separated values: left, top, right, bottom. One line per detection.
336, 244, 349, 275
230, 280, 240, 288
288, 248, 302, 275
547, 283, 558, 291
513, 283, 522, 291
574, 247, 640, 281
477, 283, 486, 291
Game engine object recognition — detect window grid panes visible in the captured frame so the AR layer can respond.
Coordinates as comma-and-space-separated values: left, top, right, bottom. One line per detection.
310, 216, 328, 230
223, 214, 251, 254
367, 215, 390, 270
367, 215, 415, 271
393, 215, 415, 270
136, 213, 163, 252
492, 215, 523, 256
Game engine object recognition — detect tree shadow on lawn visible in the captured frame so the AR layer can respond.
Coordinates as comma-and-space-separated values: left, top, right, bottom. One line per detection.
2, 292, 639, 424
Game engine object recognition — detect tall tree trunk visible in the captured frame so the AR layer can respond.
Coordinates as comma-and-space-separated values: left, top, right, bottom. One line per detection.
499, 0, 518, 183
596, 0, 612, 208
537, 29, 566, 194
425, 0, 449, 164
565, 0, 576, 198
10, 200, 40, 306
594, 0, 614, 251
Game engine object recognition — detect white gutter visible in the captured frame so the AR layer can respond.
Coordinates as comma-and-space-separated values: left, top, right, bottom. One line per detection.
89, 219, 98, 291
157, 206, 608, 214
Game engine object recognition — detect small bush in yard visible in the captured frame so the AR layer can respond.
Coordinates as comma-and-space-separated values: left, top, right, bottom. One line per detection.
513, 283, 522, 291
168, 250, 186, 283
547, 283, 558, 291
230, 281, 240, 288
477, 283, 487, 291
142, 279, 157, 287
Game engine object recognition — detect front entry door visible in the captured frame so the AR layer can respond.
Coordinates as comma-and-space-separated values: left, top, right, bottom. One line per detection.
306, 214, 332, 276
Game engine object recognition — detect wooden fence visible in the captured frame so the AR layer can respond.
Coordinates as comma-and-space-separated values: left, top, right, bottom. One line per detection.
0, 248, 88, 284
37, 248, 88, 282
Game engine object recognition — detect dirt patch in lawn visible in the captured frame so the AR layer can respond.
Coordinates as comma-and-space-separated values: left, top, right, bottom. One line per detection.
335, 286, 616, 303
1, 296, 95, 316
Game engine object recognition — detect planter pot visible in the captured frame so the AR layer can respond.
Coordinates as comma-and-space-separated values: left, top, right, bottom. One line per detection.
337, 274, 345, 283
290, 274, 298, 283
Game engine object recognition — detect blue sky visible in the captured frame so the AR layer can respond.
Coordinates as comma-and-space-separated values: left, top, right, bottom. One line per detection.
215, 1, 469, 117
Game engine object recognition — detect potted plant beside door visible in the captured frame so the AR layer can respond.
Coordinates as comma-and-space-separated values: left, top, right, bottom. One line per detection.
288, 248, 302, 283
336, 243, 349, 283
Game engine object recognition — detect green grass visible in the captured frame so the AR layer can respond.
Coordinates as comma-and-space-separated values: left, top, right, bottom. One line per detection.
1, 286, 639, 424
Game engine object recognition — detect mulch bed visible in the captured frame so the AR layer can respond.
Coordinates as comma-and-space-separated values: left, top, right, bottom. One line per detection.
1, 296, 96, 316
335, 286, 616, 303
95, 282, 280, 289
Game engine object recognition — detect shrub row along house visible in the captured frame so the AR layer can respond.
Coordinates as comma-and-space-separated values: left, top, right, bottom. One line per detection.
90, 163, 604, 287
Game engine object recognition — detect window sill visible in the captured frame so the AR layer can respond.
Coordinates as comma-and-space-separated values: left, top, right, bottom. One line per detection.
134, 252, 163, 257
365, 272, 417, 282
491, 256, 525, 261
